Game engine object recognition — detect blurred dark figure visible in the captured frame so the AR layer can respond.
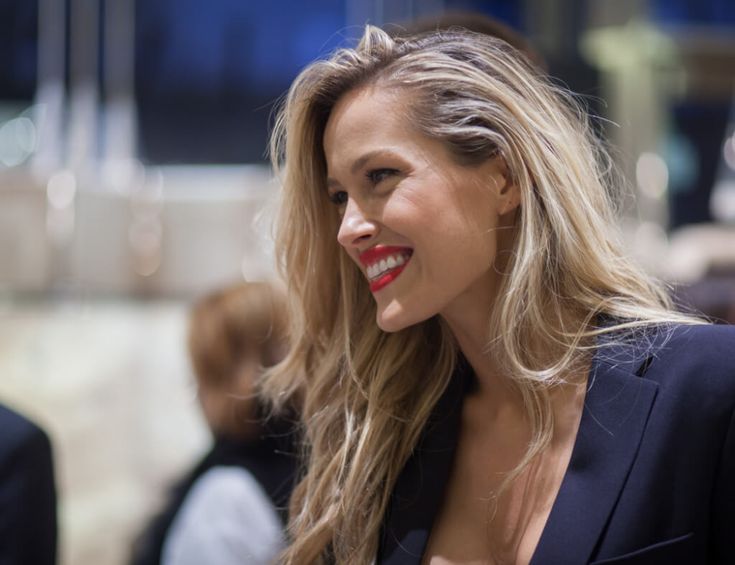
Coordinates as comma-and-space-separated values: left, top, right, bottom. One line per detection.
389, 10, 608, 137
675, 268, 735, 325
387, 10, 547, 71
131, 281, 298, 565
0, 404, 57, 565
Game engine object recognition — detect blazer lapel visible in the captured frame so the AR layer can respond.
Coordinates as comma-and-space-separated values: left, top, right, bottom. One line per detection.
378, 336, 661, 565
530, 347, 659, 565
377, 359, 469, 565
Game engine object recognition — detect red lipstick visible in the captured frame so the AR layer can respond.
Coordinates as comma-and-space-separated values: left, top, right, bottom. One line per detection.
358, 245, 413, 293
369, 264, 407, 292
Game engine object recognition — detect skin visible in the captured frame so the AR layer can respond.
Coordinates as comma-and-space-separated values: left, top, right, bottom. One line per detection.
324, 85, 587, 564
324, 86, 519, 337
324, 85, 523, 405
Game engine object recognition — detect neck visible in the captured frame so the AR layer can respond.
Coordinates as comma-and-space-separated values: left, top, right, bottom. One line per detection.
442, 303, 525, 417
443, 302, 590, 441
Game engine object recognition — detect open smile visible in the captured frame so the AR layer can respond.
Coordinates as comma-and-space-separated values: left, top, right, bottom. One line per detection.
359, 245, 413, 293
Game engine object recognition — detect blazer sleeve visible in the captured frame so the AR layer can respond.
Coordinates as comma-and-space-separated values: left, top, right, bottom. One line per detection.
0, 409, 58, 565
711, 404, 735, 563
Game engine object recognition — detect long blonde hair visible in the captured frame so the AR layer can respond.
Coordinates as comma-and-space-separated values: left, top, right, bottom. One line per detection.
263, 26, 698, 564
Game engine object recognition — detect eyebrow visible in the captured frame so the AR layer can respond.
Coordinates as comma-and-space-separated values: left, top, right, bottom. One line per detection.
326, 149, 395, 189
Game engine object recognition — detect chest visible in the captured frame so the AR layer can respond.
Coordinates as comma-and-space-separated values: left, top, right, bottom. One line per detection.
379, 336, 730, 565
422, 407, 580, 564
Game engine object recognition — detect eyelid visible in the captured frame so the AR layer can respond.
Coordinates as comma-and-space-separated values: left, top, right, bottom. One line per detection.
326, 165, 399, 205
366, 167, 399, 184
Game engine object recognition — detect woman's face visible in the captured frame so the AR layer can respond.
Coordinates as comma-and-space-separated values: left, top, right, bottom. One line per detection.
323, 86, 519, 333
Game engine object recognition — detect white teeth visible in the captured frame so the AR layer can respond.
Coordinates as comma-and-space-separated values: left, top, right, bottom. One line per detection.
366, 252, 411, 280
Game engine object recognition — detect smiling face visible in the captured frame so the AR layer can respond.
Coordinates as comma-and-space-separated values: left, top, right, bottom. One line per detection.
323, 86, 519, 334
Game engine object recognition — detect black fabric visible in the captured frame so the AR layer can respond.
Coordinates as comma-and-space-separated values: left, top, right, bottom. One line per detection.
130, 415, 299, 565
377, 356, 471, 564
0, 404, 57, 565
376, 324, 735, 564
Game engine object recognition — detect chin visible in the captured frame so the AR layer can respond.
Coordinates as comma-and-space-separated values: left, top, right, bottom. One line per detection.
375, 302, 406, 333
376, 315, 404, 333
375, 301, 430, 333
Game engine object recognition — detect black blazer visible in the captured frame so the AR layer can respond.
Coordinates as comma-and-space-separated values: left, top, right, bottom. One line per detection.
0, 404, 57, 565
378, 324, 735, 564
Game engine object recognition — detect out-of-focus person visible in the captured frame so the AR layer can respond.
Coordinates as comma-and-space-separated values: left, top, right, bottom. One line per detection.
387, 10, 547, 71
131, 281, 298, 565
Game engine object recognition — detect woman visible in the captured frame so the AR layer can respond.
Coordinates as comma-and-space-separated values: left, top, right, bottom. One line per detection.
263, 26, 735, 564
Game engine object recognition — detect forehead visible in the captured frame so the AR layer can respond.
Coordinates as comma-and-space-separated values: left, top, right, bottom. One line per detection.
323, 86, 445, 173
322, 86, 422, 168
326, 85, 407, 131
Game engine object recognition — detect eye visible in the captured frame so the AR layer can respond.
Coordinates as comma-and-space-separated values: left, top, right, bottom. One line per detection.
328, 190, 348, 206
366, 168, 398, 185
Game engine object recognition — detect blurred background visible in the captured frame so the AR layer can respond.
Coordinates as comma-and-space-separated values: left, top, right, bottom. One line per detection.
0, 0, 734, 563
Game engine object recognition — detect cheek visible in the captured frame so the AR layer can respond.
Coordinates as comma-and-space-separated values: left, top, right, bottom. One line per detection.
456, 198, 499, 257
433, 206, 499, 264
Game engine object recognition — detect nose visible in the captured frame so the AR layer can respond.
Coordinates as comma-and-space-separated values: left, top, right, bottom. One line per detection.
337, 198, 378, 249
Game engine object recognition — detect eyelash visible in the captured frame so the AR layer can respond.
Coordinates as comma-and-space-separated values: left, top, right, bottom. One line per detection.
365, 168, 398, 184
328, 168, 399, 206
329, 191, 348, 205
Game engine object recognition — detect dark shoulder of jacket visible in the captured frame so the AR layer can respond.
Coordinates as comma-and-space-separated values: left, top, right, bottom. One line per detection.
0, 404, 52, 462
633, 323, 735, 403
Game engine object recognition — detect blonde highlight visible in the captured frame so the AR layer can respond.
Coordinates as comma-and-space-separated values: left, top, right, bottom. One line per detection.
263, 26, 701, 564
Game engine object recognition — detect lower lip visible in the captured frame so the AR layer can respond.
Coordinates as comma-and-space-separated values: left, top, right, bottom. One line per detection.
369, 263, 408, 293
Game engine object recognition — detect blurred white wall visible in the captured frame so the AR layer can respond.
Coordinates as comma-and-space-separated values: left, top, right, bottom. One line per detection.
0, 170, 50, 291
0, 163, 283, 565
0, 299, 210, 565
0, 163, 280, 298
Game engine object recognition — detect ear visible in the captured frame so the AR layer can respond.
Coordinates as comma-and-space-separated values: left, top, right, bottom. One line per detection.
498, 180, 520, 216
489, 156, 521, 216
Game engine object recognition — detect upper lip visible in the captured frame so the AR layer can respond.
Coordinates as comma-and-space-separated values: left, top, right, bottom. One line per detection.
358, 245, 413, 267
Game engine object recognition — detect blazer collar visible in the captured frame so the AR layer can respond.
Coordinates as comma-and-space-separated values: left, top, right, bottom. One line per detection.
378, 339, 660, 565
